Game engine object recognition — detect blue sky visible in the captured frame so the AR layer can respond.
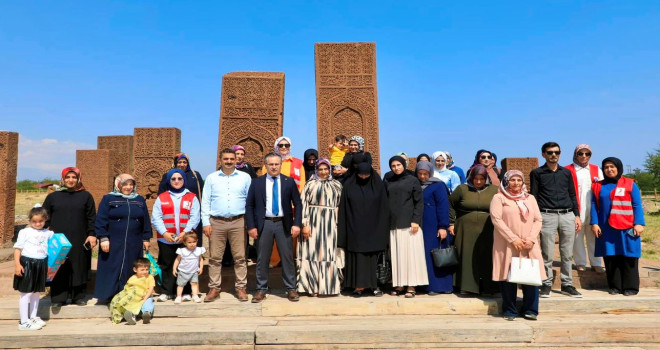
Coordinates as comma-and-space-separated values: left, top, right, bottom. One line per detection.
1, 1, 659, 180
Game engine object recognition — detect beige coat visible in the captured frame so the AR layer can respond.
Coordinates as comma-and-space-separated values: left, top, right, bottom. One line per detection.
490, 192, 547, 281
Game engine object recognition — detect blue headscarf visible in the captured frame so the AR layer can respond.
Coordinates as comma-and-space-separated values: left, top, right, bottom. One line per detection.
166, 169, 186, 193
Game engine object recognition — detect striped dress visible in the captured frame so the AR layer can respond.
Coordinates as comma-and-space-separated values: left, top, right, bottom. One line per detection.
296, 178, 343, 295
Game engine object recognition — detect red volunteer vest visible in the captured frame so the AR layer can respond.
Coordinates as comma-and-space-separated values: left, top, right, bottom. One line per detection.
565, 163, 600, 213
157, 192, 196, 239
592, 177, 635, 230
286, 157, 304, 190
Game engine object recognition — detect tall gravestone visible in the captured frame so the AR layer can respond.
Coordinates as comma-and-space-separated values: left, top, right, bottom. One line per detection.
315, 42, 380, 171
98, 135, 134, 176
76, 150, 117, 209
0, 131, 18, 244
133, 128, 181, 211
501, 157, 539, 186
216, 72, 285, 171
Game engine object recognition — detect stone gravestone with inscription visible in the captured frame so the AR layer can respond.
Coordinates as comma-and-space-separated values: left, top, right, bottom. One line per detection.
501, 157, 539, 186
76, 150, 117, 210
132, 128, 181, 212
216, 72, 285, 172
0, 131, 18, 244
98, 135, 134, 176
315, 42, 380, 171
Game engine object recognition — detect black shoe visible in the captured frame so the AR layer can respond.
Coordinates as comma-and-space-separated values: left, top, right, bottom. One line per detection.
51, 303, 62, 309
351, 289, 364, 298
623, 290, 638, 296
523, 313, 538, 320
504, 315, 516, 321
560, 285, 582, 298
608, 288, 621, 295
373, 288, 383, 297
124, 310, 136, 325
142, 311, 152, 324
73, 299, 87, 306
539, 285, 551, 298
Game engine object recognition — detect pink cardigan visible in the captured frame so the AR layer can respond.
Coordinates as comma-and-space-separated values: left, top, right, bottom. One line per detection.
490, 192, 547, 281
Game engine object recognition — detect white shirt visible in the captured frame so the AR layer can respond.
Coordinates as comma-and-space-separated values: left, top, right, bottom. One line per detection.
14, 227, 54, 259
175, 246, 206, 274
573, 163, 604, 221
265, 174, 283, 217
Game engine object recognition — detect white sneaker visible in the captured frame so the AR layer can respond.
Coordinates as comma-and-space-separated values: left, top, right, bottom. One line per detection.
19, 321, 41, 331
174, 296, 182, 304
192, 295, 202, 303
182, 294, 192, 302
30, 317, 46, 328
156, 294, 169, 302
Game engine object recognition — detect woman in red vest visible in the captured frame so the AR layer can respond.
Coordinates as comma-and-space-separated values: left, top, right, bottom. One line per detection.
151, 169, 201, 301
591, 157, 645, 296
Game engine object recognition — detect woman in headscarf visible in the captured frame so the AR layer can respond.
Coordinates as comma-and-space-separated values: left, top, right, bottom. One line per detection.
444, 151, 466, 184
297, 159, 343, 296
157, 153, 205, 246
151, 169, 201, 302
338, 162, 390, 297
335, 135, 373, 182
303, 149, 319, 182
431, 151, 461, 193
416, 161, 453, 294
591, 157, 645, 296
383, 152, 415, 181
233, 145, 258, 179
490, 170, 545, 320
449, 164, 499, 295
42, 167, 97, 307
384, 156, 426, 297
468, 149, 502, 186
94, 174, 152, 303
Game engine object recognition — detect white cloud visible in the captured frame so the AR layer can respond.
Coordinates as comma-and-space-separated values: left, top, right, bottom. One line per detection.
17, 137, 94, 180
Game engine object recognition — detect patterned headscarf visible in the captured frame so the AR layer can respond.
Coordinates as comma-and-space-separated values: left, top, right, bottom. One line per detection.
58, 167, 86, 192
349, 135, 365, 152
311, 158, 333, 181
232, 145, 247, 169
273, 136, 292, 159
172, 153, 190, 172
573, 144, 592, 167
109, 174, 139, 199
499, 170, 530, 219
443, 151, 456, 168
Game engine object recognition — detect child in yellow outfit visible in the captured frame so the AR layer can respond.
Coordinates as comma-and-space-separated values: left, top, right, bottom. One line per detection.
328, 134, 348, 166
109, 258, 155, 325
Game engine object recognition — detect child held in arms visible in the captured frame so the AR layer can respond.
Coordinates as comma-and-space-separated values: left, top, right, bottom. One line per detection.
328, 134, 348, 168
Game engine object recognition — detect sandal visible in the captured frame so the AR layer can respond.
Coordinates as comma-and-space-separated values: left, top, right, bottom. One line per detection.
405, 289, 416, 298
391, 288, 404, 296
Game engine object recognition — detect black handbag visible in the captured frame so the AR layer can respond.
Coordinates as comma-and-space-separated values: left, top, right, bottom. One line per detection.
376, 251, 392, 284
430, 244, 458, 268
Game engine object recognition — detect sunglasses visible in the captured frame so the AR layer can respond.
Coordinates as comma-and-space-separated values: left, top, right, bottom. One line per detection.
480, 155, 493, 160
277, 144, 291, 148
545, 151, 561, 155
577, 152, 591, 157
171, 177, 184, 181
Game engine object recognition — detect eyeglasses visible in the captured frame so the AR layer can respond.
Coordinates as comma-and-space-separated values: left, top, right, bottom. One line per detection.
545, 151, 561, 155
577, 152, 591, 157
277, 144, 290, 148
171, 177, 184, 181
480, 155, 493, 160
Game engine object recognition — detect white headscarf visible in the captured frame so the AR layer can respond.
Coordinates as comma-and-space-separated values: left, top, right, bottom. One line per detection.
273, 136, 292, 159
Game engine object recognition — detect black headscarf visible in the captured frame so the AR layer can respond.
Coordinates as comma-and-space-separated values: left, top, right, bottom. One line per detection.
416, 153, 431, 163
602, 157, 624, 183
303, 148, 318, 181
338, 162, 390, 252
387, 156, 408, 182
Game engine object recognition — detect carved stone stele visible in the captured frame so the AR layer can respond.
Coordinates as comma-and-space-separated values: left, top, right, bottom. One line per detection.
315, 42, 380, 171
501, 157, 540, 186
132, 128, 181, 213
76, 150, 117, 210
0, 131, 18, 244
217, 72, 285, 172
98, 135, 134, 176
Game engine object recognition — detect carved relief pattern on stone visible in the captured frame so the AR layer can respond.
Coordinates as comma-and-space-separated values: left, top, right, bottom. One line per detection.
217, 72, 284, 170
76, 150, 114, 210
98, 135, 134, 175
0, 132, 18, 243
315, 43, 380, 170
501, 157, 539, 187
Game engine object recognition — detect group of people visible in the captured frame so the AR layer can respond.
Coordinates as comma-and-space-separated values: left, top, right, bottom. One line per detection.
12, 136, 646, 329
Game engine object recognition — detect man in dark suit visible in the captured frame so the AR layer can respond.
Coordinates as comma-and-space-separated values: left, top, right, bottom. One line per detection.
246, 153, 302, 302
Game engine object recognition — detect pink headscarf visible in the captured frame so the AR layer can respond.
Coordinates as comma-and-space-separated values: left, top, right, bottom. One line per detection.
498, 170, 530, 220
573, 144, 592, 167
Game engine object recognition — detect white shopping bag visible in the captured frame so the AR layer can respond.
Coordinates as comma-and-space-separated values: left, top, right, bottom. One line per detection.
507, 255, 542, 286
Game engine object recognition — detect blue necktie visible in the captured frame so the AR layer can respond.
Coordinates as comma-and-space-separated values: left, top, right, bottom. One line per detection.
272, 176, 279, 216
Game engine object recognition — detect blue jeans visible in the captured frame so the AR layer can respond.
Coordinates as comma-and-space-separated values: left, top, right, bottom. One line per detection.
500, 282, 539, 317
141, 297, 154, 314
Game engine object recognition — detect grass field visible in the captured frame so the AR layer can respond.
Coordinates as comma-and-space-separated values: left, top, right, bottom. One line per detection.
11, 192, 660, 261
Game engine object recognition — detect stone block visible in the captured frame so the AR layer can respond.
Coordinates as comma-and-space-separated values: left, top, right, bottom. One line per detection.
76, 150, 117, 209
315, 42, 380, 171
216, 72, 285, 171
132, 128, 181, 209
501, 157, 539, 185
97, 135, 134, 175
0, 132, 18, 244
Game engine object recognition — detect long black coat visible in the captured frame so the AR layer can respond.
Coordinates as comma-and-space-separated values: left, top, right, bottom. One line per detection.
42, 190, 96, 287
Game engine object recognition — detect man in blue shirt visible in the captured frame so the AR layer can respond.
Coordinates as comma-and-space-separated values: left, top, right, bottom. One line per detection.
201, 148, 251, 302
